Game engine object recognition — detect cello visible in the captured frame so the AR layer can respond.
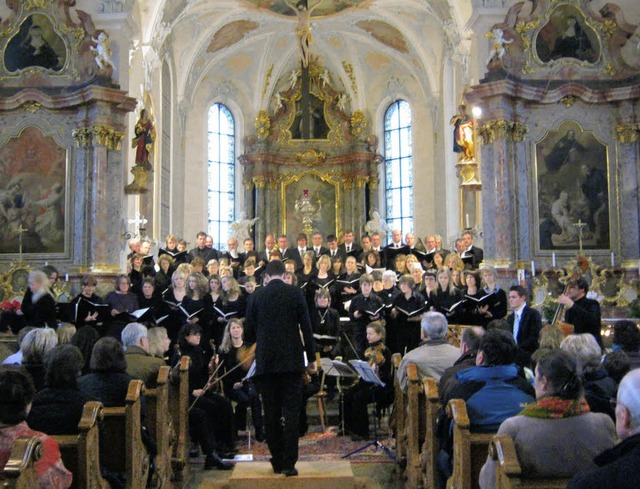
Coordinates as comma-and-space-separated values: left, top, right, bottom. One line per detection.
552, 256, 590, 336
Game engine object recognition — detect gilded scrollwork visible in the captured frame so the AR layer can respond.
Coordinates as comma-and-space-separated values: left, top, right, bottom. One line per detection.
341, 61, 357, 94
350, 110, 368, 138
616, 124, 640, 143
560, 96, 575, 108
252, 176, 266, 189
72, 125, 124, 150
23, 101, 42, 113
295, 149, 326, 167
479, 119, 527, 144
255, 110, 271, 140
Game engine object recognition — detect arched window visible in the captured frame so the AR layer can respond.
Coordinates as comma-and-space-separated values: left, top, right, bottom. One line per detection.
384, 100, 413, 235
207, 103, 235, 250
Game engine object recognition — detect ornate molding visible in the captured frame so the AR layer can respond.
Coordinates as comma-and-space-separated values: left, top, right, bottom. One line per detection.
255, 110, 271, 140
479, 119, 528, 144
73, 125, 124, 150
295, 149, 326, 167
616, 124, 640, 143
350, 110, 368, 138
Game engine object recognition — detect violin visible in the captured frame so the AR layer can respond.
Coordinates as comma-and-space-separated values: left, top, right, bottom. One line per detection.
235, 342, 256, 371
364, 342, 386, 367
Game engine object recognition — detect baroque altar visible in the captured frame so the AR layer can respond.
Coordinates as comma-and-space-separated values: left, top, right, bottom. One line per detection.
240, 57, 382, 244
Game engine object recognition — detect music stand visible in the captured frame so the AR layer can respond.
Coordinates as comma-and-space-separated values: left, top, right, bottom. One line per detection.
321, 357, 358, 435
341, 360, 395, 461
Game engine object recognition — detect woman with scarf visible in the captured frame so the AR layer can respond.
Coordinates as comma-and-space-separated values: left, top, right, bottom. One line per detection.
479, 349, 616, 488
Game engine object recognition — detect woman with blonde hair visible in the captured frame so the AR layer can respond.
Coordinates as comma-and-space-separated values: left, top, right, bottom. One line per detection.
18, 270, 57, 329
478, 265, 508, 323
56, 323, 76, 345
147, 326, 171, 360
163, 268, 191, 343
445, 252, 464, 272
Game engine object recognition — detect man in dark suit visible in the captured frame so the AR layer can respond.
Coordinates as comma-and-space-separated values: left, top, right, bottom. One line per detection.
244, 260, 316, 477
338, 230, 362, 259
326, 234, 346, 261
189, 231, 218, 264
462, 231, 484, 268
558, 278, 602, 347
277, 234, 295, 262
310, 232, 329, 259
506, 285, 541, 366
256, 234, 277, 266
291, 233, 310, 271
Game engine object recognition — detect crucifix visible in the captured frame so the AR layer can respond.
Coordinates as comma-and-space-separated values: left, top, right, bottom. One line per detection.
17, 225, 27, 258
128, 212, 148, 238
572, 219, 587, 253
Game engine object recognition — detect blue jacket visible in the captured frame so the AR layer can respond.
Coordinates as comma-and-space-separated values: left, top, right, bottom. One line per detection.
451, 364, 535, 431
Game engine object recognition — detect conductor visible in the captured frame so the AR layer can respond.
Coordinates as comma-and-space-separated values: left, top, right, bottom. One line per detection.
244, 260, 316, 477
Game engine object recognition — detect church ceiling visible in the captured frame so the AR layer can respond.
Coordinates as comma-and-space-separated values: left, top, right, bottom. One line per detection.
245, 0, 368, 17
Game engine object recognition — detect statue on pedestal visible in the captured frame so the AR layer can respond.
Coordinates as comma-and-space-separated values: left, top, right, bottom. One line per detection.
125, 108, 155, 194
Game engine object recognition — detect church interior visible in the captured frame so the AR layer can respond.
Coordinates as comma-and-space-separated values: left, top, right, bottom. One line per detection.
0, 0, 640, 487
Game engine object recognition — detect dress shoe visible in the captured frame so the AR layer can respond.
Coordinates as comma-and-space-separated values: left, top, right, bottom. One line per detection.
270, 458, 282, 474
204, 453, 233, 471
282, 467, 298, 477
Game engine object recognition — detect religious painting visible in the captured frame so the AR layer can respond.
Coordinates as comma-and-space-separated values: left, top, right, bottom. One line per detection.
4, 14, 67, 73
0, 126, 68, 255
535, 6, 599, 63
282, 171, 339, 240
534, 120, 610, 251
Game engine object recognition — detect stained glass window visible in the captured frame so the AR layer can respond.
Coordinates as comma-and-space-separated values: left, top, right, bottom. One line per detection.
207, 103, 235, 250
384, 100, 413, 235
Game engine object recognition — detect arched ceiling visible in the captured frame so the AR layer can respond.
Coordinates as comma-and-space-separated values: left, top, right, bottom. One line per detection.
138, 0, 474, 112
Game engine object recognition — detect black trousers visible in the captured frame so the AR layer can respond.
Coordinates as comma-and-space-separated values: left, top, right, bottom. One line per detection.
255, 372, 304, 471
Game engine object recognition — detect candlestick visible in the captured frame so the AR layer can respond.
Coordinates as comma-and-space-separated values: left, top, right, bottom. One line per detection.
465, 213, 470, 229
611, 252, 615, 268
552, 253, 556, 268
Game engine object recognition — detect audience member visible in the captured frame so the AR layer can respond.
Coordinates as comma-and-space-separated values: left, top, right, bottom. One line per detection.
438, 326, 485, 404
21, 327, 58, 390
396, 312, 459, 390
479, 349, 616, 488
121, 322, 165, 387
568, 369, 640, 489
612, 320, 640, 370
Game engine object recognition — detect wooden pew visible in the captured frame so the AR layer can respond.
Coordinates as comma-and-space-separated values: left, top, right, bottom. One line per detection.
102, 380, 150, 489
169, 356, 189, 481
405, 363, 424, 489
391, 353, 406, 466
420, 377, 441, 489
446, 399, 495, 489
144, 366, 174, 488
3, 436, 41, 489
51, 401, 111, 489
489, 434, 573, 489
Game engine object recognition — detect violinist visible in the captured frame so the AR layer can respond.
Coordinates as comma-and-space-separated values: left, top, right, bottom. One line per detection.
217, 319, 265, 442
171, 323, 235, 467
341, 320, 393, 441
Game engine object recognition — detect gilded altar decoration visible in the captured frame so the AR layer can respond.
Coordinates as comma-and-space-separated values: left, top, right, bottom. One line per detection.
294, 189, 323, 236
350, 110, 368, 138
479, 119, 527, 144
616, 124, 640, 143
255, 110, 271, 140
295, 149, 326, 167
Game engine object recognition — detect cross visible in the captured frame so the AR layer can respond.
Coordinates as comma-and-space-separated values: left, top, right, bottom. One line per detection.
573, 219, 587, 253
128, 212, 147, 237
17, 225, 26, 257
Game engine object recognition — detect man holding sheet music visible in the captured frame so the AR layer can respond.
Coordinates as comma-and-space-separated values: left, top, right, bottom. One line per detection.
244, 260, 316, 477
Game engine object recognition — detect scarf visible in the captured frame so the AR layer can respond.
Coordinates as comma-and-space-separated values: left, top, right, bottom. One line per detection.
520, 396, 590, 419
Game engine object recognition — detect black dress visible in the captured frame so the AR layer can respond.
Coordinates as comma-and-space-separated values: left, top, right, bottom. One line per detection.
20, 289, 57, 328
392, 292, 424, 354
309, 305, 341, 359
342, 340, 393, 438
70, 292, 106, 329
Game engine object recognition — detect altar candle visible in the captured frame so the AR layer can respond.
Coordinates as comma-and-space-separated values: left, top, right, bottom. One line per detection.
65, 274, 69, 282
611, 252, 615, 267
552, 253, 556, 268
465, 213, 470, 229
531, 260, 535, 277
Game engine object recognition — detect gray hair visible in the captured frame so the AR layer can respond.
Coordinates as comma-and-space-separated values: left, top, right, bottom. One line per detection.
382, 270, 397, 283
560, 333, 602, 372
147, 327, 168, 358
121, 322, 148, 349
21, 328, 58, 364
421, 311, 448, 340
618, 369, 640, 433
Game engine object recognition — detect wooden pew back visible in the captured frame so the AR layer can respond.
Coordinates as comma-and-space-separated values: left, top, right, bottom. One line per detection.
405, 363, 424, 489
2, 436, 41, 489
52, 401, 110, 489
102, 380, 149, 489
169, 356, 189, 481
421, 377, 441, 489
446, 399, 495, 489
490, 434, 573, 489
144, 366, 174, 488
391, 353, 405, 465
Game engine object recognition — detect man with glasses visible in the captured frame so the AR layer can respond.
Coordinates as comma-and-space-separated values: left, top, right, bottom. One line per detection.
558, 278, 602, 347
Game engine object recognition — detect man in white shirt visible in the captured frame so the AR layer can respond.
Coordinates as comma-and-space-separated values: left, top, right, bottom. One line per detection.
506, 285, 541, 366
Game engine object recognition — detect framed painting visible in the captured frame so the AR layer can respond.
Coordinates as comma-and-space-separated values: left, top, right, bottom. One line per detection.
534, 120, 610, 251
0, 125, 68, 255
4, 13, 67, 73
281, 171, 339, 239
